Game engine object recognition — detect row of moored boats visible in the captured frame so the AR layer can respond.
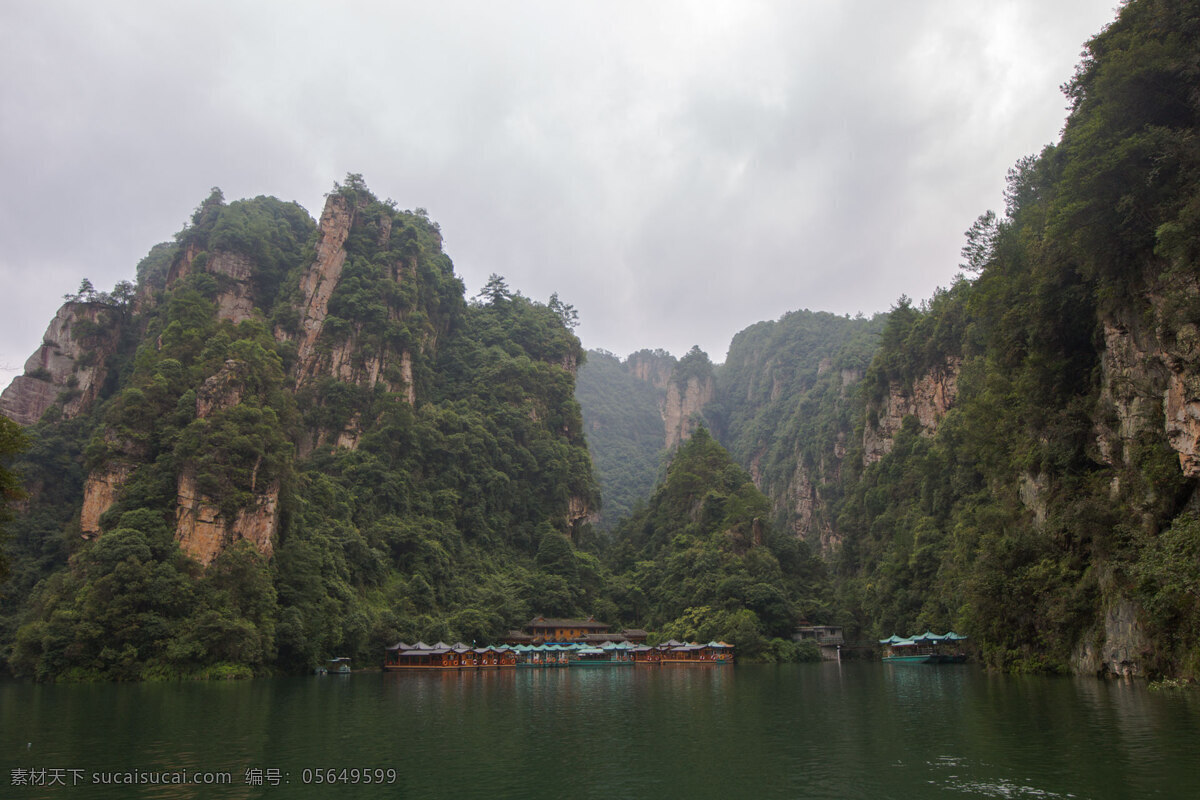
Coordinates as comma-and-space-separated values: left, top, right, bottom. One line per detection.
383, 639, 734, 670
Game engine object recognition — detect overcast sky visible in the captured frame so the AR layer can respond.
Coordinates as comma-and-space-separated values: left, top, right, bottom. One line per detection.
0, 1, 1119, 392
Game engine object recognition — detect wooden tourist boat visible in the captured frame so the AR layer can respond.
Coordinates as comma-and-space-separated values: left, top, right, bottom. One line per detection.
573, 646, 634, 667
386, 638, 733, 669
512, 644, 571, 667
383, 642, 518, 670
630, 645, 661, 665
657, 641, 734, 665
879, 632, 968, 664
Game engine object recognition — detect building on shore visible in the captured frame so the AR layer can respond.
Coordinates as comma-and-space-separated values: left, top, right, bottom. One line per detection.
792, 624, 845, 660
501, 616, 648, 646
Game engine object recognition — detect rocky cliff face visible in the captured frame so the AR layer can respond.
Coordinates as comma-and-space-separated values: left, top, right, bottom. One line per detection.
0, 302, 123, 426
662, 374, 714, 450
31, 184, 582, 572
66, 189, 426, 563
1072, 597, 1151, 678
290, 196, 418, 396
283, 193, 423, 456
80, 461, 134, 538
863, 356, 961, 464
1093, 281, 1200, 480
780, 459, 837, 549
743, 367, 859, 552
291, 193, 358, 385
626, 350, 674, 392
176, 356, 280, 562
1158, 299, 1200, 478
621, 348, 716, 450
175, 470, 278, 565
167, 245, 260, 324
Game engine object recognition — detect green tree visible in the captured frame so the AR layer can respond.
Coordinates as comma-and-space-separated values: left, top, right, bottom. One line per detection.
0, 415, 29, 583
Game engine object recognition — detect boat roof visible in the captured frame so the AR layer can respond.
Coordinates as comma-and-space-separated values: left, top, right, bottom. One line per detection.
879, 631, 968, 645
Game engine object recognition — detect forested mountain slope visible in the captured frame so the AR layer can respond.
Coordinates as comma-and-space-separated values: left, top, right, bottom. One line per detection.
576, 346, 721, 529
574, 349, 668, 530
603, 428, 827, 661
834, 0, 1200, 678
710, 311, 886, 552
582, 0, 1200, 679
0, 177, 600, 680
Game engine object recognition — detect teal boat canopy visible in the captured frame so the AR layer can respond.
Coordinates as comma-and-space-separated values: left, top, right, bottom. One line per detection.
882, 631, 968, 645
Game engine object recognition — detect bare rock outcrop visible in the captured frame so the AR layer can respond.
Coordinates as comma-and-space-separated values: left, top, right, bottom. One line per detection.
1072, 598, 1149, 678
663, 374, 714, 450
0, 302, 121, 426
173, 354, 280, 563
292, 193, 358, 384
1094, 286, 1200, 478
1162, 319, 1200, 476
174, 470, 278, 565
1093, 319, 1165, 468
196, 359, 247, 418
626, 351, 674, 392
167, 245, 260, 324
79, 462, 135, 538
863, 357, 961, 464
781, 459, 840, 550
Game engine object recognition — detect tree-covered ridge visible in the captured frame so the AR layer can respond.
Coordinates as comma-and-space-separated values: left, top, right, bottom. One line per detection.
1, 177, 600, 680
710, 310, 886, 543
575, 349, 667, 530
605, 428, 826, 661
0, 415, 27, 584
833, 0, 1200, 677
573, 0, 1200, 678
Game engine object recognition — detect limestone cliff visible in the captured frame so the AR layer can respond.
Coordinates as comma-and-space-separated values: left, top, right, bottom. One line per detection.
167, 244, 260, 324
2, 179, 598, 683
618, 347, 716, 450
1092, 280, 1200, 480
621, 347, 715, 451
287, 193, 419, 415
175, 470, 278, 565
0, 301, 123, 426
662, 373, 714, 450
38, 182, 582, 572
625, 349, 675, 392
80, 461, 135, 538
862, 356, 960, 464
742, 366, 860, 552
1072, 598, 1151, 679
290, 192, 358, 383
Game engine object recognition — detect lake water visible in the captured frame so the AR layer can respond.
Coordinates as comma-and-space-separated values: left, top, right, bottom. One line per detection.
3, 662, 1199, 799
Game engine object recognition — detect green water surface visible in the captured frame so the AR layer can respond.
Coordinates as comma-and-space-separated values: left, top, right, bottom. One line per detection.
3, 663, 1198, 799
